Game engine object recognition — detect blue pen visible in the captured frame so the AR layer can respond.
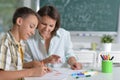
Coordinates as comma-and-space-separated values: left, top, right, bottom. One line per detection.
71, 72, 85, 78
77, 72, 85, 77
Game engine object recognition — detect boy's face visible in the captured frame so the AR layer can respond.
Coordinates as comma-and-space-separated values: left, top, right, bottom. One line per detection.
19, 15, 38, 40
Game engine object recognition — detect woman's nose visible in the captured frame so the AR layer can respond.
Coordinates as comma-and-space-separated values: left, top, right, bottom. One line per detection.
45, 26, 49, 31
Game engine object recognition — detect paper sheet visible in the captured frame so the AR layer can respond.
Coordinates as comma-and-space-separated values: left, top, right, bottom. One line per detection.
25, 68, 97, 80
25, 68, 71, 80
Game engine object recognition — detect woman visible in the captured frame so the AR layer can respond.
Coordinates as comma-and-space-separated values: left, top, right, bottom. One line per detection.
0, 7, 50, 80
24, 5, 82, 70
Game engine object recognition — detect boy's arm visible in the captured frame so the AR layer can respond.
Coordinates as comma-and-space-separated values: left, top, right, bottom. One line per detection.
0, 69, 32, 80
0, 66, 48, 80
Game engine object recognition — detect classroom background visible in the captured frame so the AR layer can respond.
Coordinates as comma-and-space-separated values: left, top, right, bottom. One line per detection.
0, 0, 120, 51
1, 1, 120, 79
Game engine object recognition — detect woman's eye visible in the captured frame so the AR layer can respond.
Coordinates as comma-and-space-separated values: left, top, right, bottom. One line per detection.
50, 25, 53, 27
41, 23, 46, 26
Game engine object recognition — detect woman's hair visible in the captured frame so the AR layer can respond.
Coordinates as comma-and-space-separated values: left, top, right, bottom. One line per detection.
37, 5, 60, 35
12, 7, 40, 24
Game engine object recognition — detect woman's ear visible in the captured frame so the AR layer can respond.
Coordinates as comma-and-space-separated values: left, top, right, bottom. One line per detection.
16, 17, 23, 26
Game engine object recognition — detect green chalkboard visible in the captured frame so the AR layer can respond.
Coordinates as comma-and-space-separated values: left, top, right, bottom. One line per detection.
40, 0, 120, 32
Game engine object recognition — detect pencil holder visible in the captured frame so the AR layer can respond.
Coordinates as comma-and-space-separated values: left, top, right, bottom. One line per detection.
102, 60, 113, 73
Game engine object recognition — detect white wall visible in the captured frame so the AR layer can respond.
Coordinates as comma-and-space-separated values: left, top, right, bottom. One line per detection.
70, 33, 118, 51
70, 31, 117, 43
71, 35, 117, 43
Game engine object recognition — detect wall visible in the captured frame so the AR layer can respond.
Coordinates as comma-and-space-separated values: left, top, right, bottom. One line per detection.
71, 34, 118, 51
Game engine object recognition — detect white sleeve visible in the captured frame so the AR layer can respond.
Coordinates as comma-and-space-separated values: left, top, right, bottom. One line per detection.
64, 31, 76, 60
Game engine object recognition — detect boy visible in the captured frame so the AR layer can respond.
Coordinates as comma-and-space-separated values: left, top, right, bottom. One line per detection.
0, 7, 50, 80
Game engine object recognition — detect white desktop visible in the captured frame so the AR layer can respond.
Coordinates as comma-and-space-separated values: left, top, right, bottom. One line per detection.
25, 67, 120, 80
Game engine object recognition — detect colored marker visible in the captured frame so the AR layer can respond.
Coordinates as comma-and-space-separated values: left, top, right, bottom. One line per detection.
71, 72, 85, 78
110, 56, 114, 60
100, 54, 104, 60
108, 54, 110, 60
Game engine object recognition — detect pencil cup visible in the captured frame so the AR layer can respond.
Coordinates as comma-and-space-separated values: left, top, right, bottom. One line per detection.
102, 60, 113, 73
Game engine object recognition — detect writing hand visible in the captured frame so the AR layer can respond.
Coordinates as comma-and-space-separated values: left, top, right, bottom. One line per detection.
71, 62, 82, 70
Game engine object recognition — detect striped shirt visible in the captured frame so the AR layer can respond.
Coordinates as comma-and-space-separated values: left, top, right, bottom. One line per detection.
0, 31, 25, 80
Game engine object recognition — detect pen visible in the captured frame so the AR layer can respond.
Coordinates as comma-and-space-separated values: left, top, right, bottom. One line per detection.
71, 72, 85, 78
110, 56, 114, 60
100, 54, 104, 60
71, 71, 96, 79
108, 54, 110, 60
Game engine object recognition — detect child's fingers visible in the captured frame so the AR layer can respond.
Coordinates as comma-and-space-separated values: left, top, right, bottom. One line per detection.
40, 61, 45, 67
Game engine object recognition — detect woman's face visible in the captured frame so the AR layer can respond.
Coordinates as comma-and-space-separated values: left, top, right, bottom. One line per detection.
38, 15, 56, 39
19, 15, 38, 40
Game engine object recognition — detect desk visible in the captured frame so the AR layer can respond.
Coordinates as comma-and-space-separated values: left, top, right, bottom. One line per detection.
25, 67, 120, 80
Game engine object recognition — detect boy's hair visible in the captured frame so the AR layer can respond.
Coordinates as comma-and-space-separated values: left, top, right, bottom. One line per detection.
37, 5, 60, 35
12, 7, 39, 24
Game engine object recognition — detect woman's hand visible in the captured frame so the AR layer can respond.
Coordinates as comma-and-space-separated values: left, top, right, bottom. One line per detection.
68, 57, 82, 70
70, 62, 82, 70
43, 54, 61, 64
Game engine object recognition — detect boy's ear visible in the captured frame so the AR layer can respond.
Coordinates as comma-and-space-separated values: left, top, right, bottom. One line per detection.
16, 17, 23, 26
